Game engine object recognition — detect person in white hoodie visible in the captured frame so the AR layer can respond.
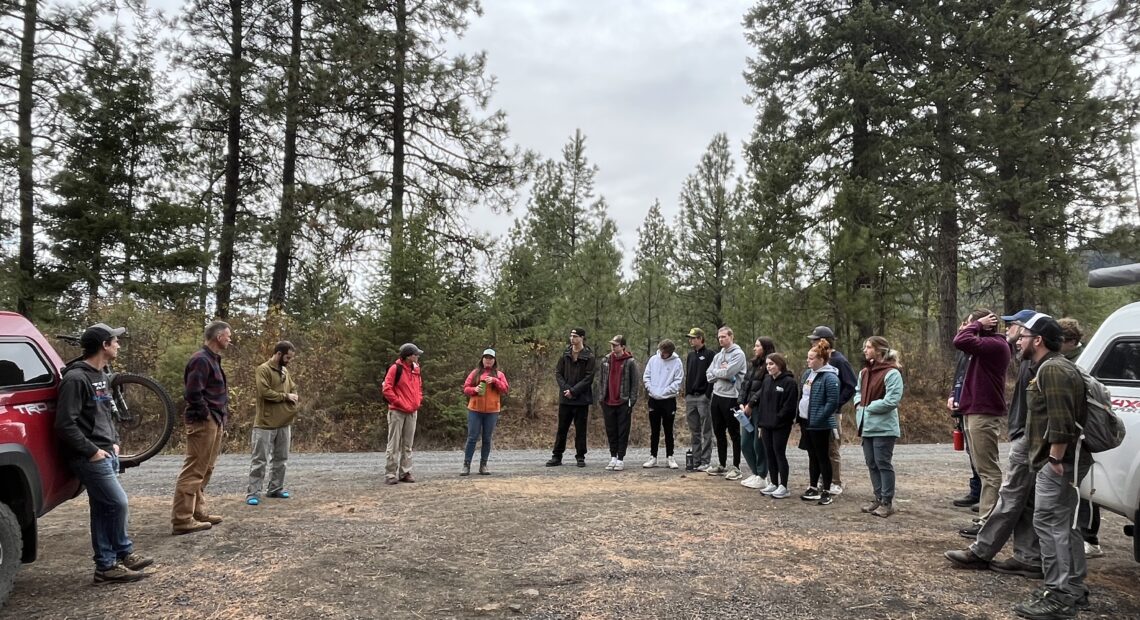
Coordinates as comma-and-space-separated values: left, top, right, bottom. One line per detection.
705, 326, 748, 479
642, 339, 685, 469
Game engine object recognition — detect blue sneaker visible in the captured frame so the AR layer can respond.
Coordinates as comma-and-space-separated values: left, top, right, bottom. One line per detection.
267, 490, 291, 499
246, 496, 260, 506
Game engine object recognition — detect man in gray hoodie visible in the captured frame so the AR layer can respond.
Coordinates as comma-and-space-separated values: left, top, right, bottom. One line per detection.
705, 326, 747, 478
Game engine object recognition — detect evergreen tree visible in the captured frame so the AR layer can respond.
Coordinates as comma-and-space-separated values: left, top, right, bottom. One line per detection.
627, 200, 677, 358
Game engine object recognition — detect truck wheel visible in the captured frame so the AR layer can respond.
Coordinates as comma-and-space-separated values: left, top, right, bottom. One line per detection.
0, 502, 22, 608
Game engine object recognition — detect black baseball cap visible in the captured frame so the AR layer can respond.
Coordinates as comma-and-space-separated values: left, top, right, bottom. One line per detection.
80, 323, 126, 351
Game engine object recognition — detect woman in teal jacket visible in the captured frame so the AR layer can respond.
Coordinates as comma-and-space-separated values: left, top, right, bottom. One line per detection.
855, 336, 904, 518
797, 341, 841, 505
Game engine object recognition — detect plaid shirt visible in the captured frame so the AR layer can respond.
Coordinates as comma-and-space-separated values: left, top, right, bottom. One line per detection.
184, 346, 229, 425
1025, 351, 1087, 471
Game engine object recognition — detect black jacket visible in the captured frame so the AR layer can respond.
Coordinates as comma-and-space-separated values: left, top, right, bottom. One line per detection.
684, 346, 715, 397
738, 359, 766, 406
555, 345, 597, 405
750, 371, 800, 429
54, 360, 119, 459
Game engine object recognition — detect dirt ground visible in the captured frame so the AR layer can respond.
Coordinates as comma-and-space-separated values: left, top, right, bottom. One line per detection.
4, 446, 1140, 620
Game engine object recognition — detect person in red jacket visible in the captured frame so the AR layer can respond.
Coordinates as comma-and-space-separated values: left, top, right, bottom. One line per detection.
461, 348, 510, 476
382, 343, 424, 485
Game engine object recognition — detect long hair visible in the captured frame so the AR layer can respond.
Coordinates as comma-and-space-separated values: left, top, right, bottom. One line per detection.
863, 336, 901, 367
752, 337, 776, 377
468, 355, 500, 386
766, 352, 788, 374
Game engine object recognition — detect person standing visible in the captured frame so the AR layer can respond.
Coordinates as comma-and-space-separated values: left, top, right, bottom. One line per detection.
548, 328, 597, 467
807, 326, 856, 496
684, 328, 716, 471
750, 353, 799, 499
642, 339, 684, 469
738, 337, 775, 488
799, 340, 840, 505
855, 337, 904, 518
1059, 318, 1102, 559
246, 341, 300, 505
461, 348, 509, 476
953, 310, 1011, 536
598, 335, 639, 471
948, 315, 982, 510
382, 343, 424, 485
172, 320, 231, 535
706, 326, 747, 479
56, 323, 154, 582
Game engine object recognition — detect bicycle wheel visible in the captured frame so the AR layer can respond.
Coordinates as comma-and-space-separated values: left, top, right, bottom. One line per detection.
111, 373, 176, 467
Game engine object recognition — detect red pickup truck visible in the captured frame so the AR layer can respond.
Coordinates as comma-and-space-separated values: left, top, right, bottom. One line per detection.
0, 311, 82, 605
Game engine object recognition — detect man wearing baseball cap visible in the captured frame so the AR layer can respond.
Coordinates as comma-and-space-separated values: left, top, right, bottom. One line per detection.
683, 327, 715, 471
382, 342, 424, 484
548, 328, 596, 467
56, 323, 154, 582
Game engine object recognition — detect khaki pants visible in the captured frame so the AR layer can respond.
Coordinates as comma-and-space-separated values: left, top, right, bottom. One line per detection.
965, 414, 1004, 519
828, 414, 843, 486
246, 426, 291, 497
172, 416, 224, 526
385, 410, 417, 479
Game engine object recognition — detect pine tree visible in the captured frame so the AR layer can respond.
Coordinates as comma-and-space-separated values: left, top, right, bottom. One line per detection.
628, 200, 677, 358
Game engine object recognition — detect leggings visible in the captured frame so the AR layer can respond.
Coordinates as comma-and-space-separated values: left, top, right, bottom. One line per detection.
710, 395, 741, 468
761, 426, 792, 487
806, 429, 833, 491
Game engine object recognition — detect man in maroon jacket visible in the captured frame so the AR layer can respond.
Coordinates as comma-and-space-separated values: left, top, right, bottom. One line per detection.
382, 343, 424, 485
953, 310, 1011, 535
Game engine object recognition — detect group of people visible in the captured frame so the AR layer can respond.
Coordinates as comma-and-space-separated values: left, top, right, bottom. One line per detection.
943, 310, 1094, 620
55, 320, 302, 583
542, 325, 906, 516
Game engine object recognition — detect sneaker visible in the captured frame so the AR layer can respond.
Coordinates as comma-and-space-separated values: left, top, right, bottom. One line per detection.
1013, 588, 1077, 620
94, 562, 150, 584
959, 523, 982, 539
771, 485, 790, 499
246, 496, 260, 506
760, 482, 778, 495
667, 456, 679, 469
944, 548, 991, 570
545, 457, 562, 467
398, 473, 415, 483
605, 457, 617, 471
818, 491, 834, 506
1084, 542, 1104, 559
119, 552, 153, 571
576, 457, 586, 468
707, 465, 726, 476
694, 463, 711, 472
829, 483, 844, 496
991, 557, 1045, 580
171, 520, 212, 535
801, 487, 822, 501
871, 502, 895, 518
742, 476, 766, 489
861, 499, 881, 514
384, 476, 398, 485
953, 495, 980, 508
266, 490, 291, 499
642, 456, 658, 468
724, 467, 743, 481
614, 460, 624, 471
461, 462, 471, 476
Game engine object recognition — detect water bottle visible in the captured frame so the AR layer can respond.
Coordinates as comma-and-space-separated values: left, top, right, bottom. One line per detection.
733, 408, 754, 433
685, 449, 694, 471
953, 428, 965, 451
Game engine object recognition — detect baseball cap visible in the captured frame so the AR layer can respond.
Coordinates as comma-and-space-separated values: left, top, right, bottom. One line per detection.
686, 327, 705, 339
808, 326, 835, 341
570, 327, 586, 338
609, 334, 627, 346
399, 343, 424, 357
1000, 309, 1036, 323
1017, 313, 1063, 348
80, 323, 126, 351
482, 348, 496, 357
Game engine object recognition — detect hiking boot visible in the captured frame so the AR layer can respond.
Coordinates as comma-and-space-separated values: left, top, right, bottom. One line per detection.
861, 498, 882, 514
1084, 542, 1103, 558
194, 514, 223, 524
1013, 587, 1077, 620
871, 502, 895, 518
724, 467, 743, 481
817, 491, 834, 506
119, 552, 154, 571
545, 457, 562, 467
171, 521, 212, 535
1074, 593, 1090, 611
576, 457, 586, 468
944, 548, 991, 570
642, 456, 658, 468
760, 482, 779, 495
479, 461, 490, 475
991, 557, 1044, 579
399, 473, 416, 483
953, 495, 980, 508
666, 456, 679, 469
959, 523, 982, 539
771, 485, 790, 499
461, 461, 471, 476
94, 562, 150, 584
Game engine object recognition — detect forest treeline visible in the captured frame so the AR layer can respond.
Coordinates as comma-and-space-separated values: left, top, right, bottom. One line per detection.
3, 1, 1140, 447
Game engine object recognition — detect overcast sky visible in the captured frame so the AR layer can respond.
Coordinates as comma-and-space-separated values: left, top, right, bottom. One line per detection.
451, 1, 756, 260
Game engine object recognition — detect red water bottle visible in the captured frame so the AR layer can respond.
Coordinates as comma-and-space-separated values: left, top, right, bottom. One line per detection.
952, 428, 965, 451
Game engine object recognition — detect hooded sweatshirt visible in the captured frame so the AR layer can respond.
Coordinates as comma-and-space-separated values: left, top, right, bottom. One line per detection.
952, 321, 1011, 416
597, 351, 639, 407
798, 364, 840, 430
643, 351, 684, 400
706, 343, 747, 399
750, 370, 800, 429
55, 359, 119, 459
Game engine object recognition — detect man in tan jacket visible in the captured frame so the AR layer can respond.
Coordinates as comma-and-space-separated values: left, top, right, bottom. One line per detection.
246, 341, 299, 505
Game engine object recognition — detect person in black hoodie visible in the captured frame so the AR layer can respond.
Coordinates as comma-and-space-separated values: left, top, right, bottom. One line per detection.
748, 353, 800, 498
55, 323, 154, 584
547, 327, 597, 467
683, 327, 716, 470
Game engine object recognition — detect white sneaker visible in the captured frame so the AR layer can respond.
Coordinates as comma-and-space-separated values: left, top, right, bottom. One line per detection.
614, 460, 624, 471
642, 457, 658, 468
724, 467, 743, 481
739, 474, 757, 487
743, 476, 767, 489
695, 463, 711, 472
1085, 542, 1104, 558
605, 457, 617, 471
667, 456, 679, 469
771, 485, 790, 499
706, 465, 724, 476
760, 483, 779, 495
829, 483, 844, 496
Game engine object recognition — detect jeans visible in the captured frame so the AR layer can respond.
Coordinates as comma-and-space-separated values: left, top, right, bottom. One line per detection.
761, 426, 791, 487
647, 397, 676, 457
73, 453, 133, 570
740, 423, 767, 478
710, 395, 741, 468
685, 395, 713, 466
464, 411, 499, 463
552, 404, 589, 460
1078, 499, 1101, 545
861, 436, 897, 503
601, 402, 632, 459
247, 425, 291, 497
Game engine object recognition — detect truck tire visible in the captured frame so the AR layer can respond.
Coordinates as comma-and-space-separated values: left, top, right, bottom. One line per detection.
0, 502, 22, 608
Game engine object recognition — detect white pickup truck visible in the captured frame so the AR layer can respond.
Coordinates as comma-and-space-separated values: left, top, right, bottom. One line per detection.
1077, 263, 1140, 560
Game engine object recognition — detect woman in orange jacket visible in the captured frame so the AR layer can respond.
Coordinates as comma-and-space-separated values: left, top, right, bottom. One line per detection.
461, 348, 509, 476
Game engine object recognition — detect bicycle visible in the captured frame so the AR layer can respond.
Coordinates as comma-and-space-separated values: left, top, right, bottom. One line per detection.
56, 334, 176, 470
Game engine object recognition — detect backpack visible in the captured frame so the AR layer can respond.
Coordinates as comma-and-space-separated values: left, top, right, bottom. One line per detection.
1075, 365, 1125, 453
381, 362, 404, 403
